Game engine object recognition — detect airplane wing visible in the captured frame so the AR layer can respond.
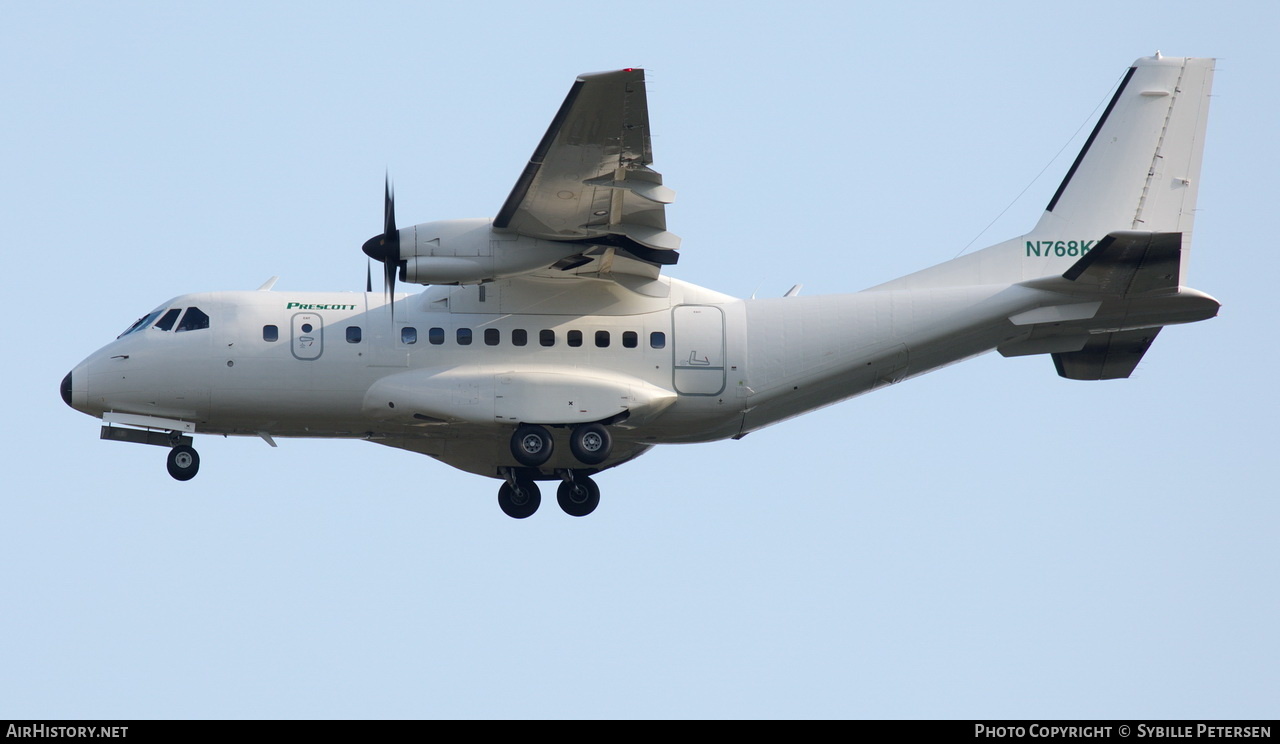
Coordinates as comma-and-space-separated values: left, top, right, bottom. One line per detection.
493, 68, 680, 267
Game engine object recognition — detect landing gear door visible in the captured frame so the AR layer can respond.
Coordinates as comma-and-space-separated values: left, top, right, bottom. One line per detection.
291, 312, 323, 361
672, 305, 726, 395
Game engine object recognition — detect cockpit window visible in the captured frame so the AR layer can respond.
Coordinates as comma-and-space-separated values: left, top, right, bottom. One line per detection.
119, 304, 212, 338
153, 308, 181, 331
176, 307, 210, 332
118, 310, 163, 338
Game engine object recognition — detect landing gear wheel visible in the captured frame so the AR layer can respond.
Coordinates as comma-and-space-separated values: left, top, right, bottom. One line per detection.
498, 478, 541, 519
166, 445, 200, 481
569, 423, 612, 466
557, 475, 600, 517
510, 424, 554, 467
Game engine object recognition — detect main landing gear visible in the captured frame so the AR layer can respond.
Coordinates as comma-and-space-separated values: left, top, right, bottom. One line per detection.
508, 422, 613, 468
497, 469, 602, 519
497, 473, 541, 519
510, 424, 555, 467
569, 423, 611, 466
556, 473, 600, 517
501, 422, 613, 518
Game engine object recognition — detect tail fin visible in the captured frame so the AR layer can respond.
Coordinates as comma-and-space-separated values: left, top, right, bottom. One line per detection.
1032, 55, 1214, 276
875, 55, 1215, 290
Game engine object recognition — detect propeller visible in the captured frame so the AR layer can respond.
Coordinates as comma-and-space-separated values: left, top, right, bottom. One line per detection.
361, 177, 402, 318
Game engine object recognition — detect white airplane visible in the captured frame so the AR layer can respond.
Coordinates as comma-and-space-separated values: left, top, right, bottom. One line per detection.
62, 55, 1219, 518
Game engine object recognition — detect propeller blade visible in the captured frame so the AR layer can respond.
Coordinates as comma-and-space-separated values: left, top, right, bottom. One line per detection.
366, 260, 372, 293
385, 259, 398, 321
359, 174, 402, 322
384, 176, 396, 236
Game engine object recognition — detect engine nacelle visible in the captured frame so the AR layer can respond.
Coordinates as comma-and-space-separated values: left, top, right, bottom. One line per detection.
397, 218, 580, 285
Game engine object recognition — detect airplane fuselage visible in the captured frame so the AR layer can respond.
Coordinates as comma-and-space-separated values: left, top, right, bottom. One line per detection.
65, 271, 1217, 481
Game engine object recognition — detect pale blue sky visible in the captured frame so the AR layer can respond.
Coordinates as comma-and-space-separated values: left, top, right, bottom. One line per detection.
3, 0, 1276, 718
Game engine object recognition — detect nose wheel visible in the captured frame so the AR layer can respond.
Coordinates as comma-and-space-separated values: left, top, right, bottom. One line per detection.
166, 445, 200, 481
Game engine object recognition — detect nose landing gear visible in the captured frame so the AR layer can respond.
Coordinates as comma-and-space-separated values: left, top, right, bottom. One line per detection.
166, 445, 200, 481
99, 421, 202, 482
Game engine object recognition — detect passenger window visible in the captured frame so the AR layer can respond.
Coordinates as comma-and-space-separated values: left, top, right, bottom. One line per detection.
484, 328, 500, 346
567, 330, 583, 348
346, 326, 362, 343
595, 331, 610, 348
176, 307, 210, 332
429, 327, 444, 345
457, 328, 473, 345
402, 327, 417, 344
539, 330, 555, 347
623, 331, 638, 348
512, 329, 528, 347
154, 308, 181, 331
263, 325, 279, 342
650, 331, 666, 349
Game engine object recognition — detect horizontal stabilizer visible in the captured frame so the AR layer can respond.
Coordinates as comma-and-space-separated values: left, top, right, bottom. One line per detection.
1063, 231, 1182, 294
1052, 328, 1161, 380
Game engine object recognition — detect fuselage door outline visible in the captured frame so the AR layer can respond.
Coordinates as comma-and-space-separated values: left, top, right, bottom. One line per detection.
291, 312, 323, 361
672, 304, 726, 396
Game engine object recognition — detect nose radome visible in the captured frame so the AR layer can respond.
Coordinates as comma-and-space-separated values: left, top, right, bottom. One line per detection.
61, 371, 73, 408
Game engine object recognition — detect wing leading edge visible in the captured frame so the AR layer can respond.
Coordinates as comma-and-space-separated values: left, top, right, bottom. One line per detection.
494, 69, 680, 267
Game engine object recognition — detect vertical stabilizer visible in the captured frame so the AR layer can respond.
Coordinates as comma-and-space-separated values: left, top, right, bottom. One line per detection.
874, 55, 1214, 290
1032, 55, 1214, 278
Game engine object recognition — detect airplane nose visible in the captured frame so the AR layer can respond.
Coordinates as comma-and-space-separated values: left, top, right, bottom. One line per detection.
61, 370, 73, 408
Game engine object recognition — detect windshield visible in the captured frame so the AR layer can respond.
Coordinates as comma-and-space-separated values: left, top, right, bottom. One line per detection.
176, 307, 210, 332
118, 309, 165, 338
